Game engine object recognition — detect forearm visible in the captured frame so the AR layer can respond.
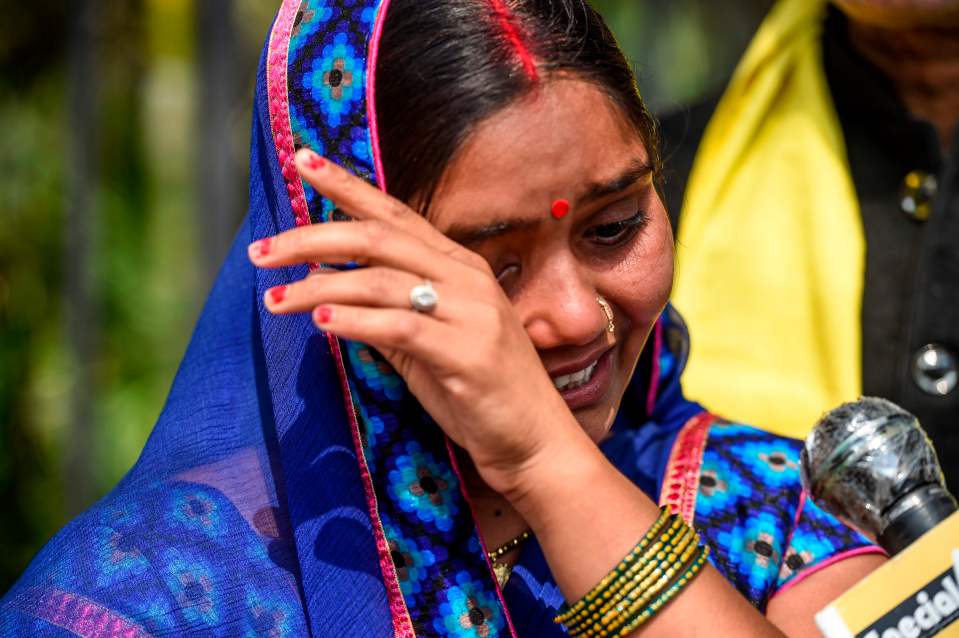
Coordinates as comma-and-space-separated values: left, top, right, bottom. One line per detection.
505, 428, 786, 638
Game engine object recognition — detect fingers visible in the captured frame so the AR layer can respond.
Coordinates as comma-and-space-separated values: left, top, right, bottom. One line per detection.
291, 149, 491, 273
248, 218, 463, 283
263, 266, 458, 320
311, 303, 461, 370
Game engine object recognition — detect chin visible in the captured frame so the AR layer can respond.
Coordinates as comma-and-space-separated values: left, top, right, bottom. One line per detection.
574, 409, 615, 444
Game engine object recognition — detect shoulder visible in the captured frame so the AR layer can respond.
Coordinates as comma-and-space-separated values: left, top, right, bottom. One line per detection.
687, 418, 878, 610
1, 480, 307, 637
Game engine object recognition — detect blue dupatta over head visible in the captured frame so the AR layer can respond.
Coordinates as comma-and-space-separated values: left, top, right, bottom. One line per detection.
1, 2, 881, 636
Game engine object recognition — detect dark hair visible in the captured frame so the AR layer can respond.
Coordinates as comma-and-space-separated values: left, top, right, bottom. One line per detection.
374, 0, 660, 212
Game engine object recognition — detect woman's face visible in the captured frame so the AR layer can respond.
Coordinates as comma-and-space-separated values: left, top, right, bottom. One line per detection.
427, 79, 674, 443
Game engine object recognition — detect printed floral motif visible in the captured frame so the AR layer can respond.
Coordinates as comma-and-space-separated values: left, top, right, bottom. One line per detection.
290, 1, 331, 45
384, 523, 439, 597
434, 572, 504, 638
778, 547, 814, 581
348, 343, 404, 399
759, 451, 798, 473
698, 468, 728, 497
244, 588, 294, 638
746, 531, 781, 569
163, 553, 219, 627
388, 441, 459, 532
171, 488, 221, 537
94, 511, 150, 586
305, 31, 363, 128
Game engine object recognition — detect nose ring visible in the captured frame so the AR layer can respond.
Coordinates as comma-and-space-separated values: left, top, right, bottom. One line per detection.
597, 297, 615, 335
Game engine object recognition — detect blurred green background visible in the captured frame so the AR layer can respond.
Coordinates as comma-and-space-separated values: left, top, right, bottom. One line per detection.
0, 0, 772, 591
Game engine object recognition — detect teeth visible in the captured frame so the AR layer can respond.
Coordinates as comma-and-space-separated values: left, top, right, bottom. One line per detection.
553, 360, 599, 392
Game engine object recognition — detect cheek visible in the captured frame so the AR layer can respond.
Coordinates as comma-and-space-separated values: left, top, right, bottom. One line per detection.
608, 215, 674, 329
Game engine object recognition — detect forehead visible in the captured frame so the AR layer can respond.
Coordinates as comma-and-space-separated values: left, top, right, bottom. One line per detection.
428, 79, 649, 230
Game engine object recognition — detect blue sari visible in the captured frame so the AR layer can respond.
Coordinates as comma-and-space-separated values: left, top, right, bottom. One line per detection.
0, 2, 881, 636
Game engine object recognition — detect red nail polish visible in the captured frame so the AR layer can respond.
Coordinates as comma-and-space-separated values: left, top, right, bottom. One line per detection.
306, 153, 326, 171
551, 199, 570, 220
268, 285, 287, 304
253, 238, 272, 257
315, 306, 333, 324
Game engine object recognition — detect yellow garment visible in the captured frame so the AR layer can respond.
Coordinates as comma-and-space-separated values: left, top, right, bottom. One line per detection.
673, 0, 864, 438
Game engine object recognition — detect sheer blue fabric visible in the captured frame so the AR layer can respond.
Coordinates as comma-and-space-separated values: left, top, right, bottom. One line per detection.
0, 1, 880, 636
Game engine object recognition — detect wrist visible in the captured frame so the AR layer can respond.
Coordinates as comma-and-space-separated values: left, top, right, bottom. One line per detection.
493, 426, 613, 527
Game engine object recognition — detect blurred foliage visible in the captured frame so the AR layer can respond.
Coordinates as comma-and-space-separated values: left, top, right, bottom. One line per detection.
0, 0, 770, 591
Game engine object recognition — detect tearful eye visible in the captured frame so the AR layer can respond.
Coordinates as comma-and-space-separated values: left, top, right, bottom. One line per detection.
496, 263, 520, 285
585, 211, 648, 246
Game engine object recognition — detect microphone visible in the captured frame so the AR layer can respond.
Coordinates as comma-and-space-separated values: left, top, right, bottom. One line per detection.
800, 397, 959, 638
800, 397, 956, 555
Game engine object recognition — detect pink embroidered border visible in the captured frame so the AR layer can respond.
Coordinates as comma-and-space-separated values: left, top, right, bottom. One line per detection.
266, 0, 310, 228
7, 588, 152, 638
658, 412, 714, 524
768, 546, 887, 601
266, 2, 415, 636
366, 0, 393, 192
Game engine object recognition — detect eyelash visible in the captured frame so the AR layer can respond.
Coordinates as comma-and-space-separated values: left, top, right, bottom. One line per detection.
494, 210, 648, 283
584, 210, 648, 246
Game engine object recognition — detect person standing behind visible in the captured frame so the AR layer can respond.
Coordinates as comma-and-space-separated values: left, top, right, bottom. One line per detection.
659, 0, 959, 487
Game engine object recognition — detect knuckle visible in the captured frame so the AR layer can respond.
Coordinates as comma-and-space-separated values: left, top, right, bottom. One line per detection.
367, 267, 397, 297
360, 219, 390, 252
383, 198, 409, 221
392, 313, 420, 346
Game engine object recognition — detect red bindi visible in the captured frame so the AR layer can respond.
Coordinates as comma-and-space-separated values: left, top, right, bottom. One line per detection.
551, 199, 570, 220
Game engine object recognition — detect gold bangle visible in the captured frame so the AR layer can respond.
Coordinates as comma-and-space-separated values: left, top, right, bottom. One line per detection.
595, 527, 698, 623
562, 519, 691, 630
576, 532, 700, 638
565, 524, 697, 634
599, 537, 701, 637
554, 507, 674, 624
613, 544, 711, 637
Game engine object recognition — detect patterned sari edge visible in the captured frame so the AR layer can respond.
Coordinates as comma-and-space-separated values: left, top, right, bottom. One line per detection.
443, 437, 521, 638
767, 545, 887, 601
4, 588, 153, 638
658, 411, 714, 524
267, 3, 415, 634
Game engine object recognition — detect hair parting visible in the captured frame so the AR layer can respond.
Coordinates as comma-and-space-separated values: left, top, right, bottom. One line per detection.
374, 0, 659, 214
487, 0, 540, 82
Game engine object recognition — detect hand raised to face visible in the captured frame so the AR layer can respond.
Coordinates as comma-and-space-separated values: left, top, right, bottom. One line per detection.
249, 149, 584, 497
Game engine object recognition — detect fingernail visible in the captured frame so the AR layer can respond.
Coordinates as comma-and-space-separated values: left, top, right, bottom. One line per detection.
298, 149, 325, 171
268, 285, 287, 304
314, 306, 333, 324
250, 238, 272, 258
307, 153, 326, 171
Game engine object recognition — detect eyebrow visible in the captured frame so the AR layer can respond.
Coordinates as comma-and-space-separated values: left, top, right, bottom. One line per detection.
445, 158, 655, 247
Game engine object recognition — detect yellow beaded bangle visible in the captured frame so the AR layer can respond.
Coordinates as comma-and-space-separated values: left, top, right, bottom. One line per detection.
560, 518, 689, 630
598, 535, 702, 637
613, 544, 711, 637
593, 528, 698, 628
554, 507, 674, 625
564, 523, 696, 634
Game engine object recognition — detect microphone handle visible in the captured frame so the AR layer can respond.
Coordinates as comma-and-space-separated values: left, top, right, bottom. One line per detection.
878, 484, 958, 555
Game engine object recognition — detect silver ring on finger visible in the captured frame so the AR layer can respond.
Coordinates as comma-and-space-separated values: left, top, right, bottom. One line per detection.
409, 279, 439, 313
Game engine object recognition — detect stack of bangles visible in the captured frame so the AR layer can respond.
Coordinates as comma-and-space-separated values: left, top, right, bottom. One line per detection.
554, 506, 710, 637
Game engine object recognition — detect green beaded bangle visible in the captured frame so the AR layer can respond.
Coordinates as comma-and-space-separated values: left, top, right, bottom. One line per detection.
613, 544, 711, 637
561, 518, 689, 630
598, 538, 703, 637
554, 507, 674, 624
564, 524, 697, 634
592, 528, 699, 629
